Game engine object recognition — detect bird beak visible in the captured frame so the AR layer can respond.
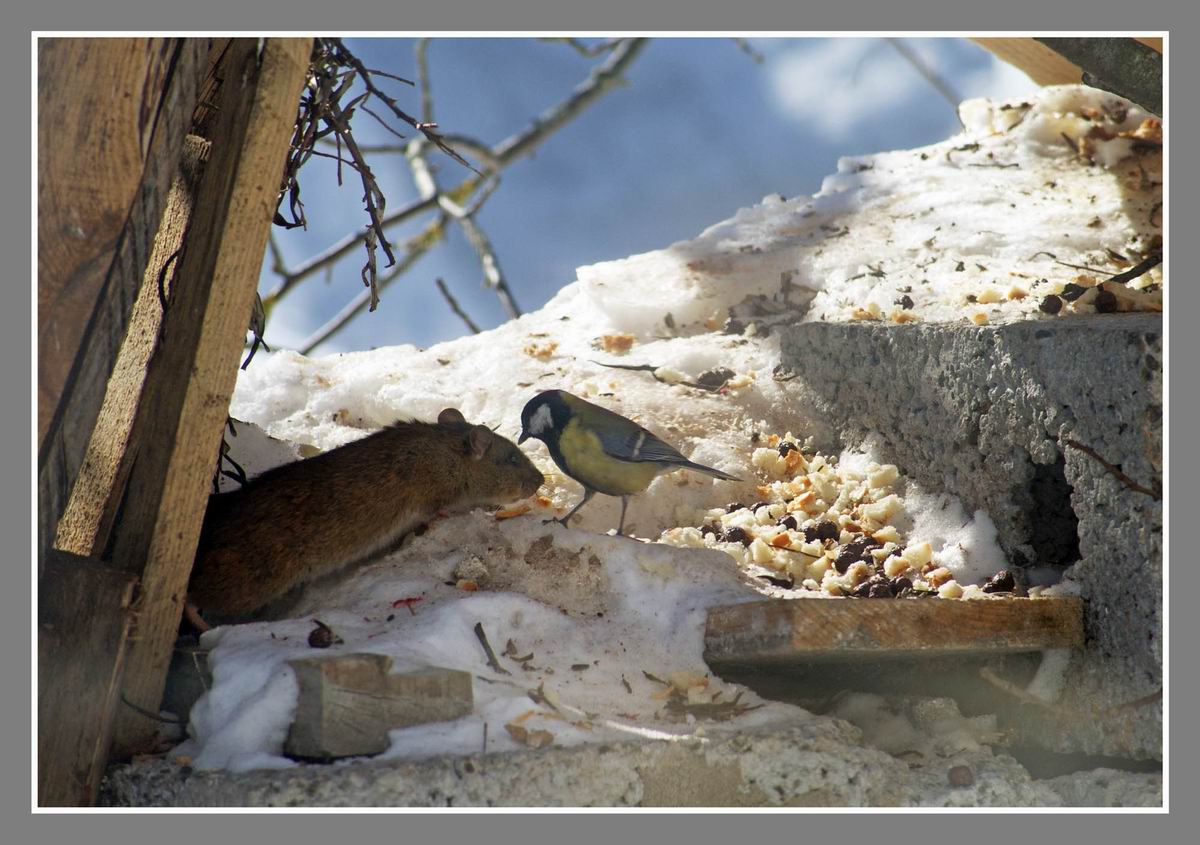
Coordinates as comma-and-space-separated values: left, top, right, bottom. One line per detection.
518, 429, 529, 444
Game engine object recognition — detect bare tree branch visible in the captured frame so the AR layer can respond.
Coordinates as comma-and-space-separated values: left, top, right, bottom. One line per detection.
886, 38, 962, 122
269, 37, 651, 350
297, 214, 449, 354
435, 277, 481, 334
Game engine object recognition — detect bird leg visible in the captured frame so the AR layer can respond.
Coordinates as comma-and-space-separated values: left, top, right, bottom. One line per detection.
617, 496, 629, 535
553, 488, 595, 527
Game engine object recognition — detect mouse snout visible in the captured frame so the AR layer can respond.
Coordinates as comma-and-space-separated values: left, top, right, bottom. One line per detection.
520, 466, 545, 498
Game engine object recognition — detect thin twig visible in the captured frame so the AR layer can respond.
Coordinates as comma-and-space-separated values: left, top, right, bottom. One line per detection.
1106, 253, 1162, 286
263, 194, 440, 306
443, 201, 521, 319
886, 38, 962, 123
436, 278, 482, 334
731, 38, 764, 63
297, 214, 449, 354
494, 38, 648, 166
473, 622, 511, 675
1064, 438, 1161, 500
540, 37, 622, 58
416, 38, 434, 125
328, 37, 479, 174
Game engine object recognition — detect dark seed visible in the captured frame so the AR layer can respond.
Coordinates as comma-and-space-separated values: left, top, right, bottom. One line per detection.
965, 294, 977, 303
896, 294, 915, 310
804, 521, 840, 543
891, 576, 913, 593
1060, 283, 1087, 302
308, 620, 339, 649
778, 441, 798, 457
982, 570, 1016, 594
760, 574, 795, 589
700, 523, 720, 540
778, 515, 798, 531
724, 526, 752, 546
948, 765, 975, 787
725, 502, 746, 513
1094, 288, 1118, 313
752, 501, 774, 513
697, 367, 736, 389
868, 579, 894, 598
834, 537, 881, 573
1039, 294, 1063, 314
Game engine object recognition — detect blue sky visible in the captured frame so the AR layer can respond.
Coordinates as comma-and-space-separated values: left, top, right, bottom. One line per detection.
261, 37, 1038, 355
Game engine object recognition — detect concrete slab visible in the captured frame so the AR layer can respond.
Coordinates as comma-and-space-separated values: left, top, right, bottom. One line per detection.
776, 313, 1163, 759
100, 715, 1160, 808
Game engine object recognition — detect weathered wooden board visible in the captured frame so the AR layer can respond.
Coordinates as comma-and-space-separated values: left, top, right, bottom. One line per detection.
107, 38, 311, 758
37, 550, 138, 807
973, 37, 1162, 87
37, 38, 213, 566
54, 135, 211, 558
38, 38, 176, 445
704, 597, 1083, 666
285, 654, 473, 760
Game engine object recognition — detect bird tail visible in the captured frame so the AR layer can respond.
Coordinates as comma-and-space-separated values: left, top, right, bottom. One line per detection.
678, 460, 742, 482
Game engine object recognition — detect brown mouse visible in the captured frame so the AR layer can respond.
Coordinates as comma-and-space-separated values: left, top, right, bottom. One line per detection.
187, 408, 544, 623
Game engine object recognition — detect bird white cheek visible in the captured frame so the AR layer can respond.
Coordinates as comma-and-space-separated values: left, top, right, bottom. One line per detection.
529, 404, 554, 435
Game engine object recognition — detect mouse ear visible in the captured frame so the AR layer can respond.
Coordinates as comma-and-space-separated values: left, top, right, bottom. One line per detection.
467, 425, 493, 460
438, 408, 466, 426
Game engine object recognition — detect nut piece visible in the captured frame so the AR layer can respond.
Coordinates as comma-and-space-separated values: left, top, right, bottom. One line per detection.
937, 579, 963, 599
925, 567, 953, 588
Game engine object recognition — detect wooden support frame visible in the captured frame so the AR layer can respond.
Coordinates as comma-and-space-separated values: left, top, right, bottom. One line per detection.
37, 39, 214, 568
37, 551, 138, 807
104, 37, 311, 757
37, 37, 311, 804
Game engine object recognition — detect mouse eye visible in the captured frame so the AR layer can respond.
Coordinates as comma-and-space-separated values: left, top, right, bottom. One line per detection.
508, 453, 519, 465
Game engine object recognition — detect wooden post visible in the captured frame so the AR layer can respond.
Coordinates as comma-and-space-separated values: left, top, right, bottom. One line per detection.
37, 38, 214, 569
38, 551, 138, 806
106, 38, 311, 758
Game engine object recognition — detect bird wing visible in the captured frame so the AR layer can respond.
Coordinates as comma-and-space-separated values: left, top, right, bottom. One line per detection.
590, 418, 688, 465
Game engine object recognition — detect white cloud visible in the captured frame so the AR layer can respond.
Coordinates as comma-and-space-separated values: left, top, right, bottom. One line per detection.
765, 39, 925, 143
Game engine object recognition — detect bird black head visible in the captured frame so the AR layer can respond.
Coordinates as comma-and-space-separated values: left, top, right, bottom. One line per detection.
519, 390, 571, 445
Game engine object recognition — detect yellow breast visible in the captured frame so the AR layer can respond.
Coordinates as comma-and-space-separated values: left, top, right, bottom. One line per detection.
558, 420, 663, 496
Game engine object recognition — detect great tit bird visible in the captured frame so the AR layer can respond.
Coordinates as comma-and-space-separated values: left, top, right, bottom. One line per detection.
518, 389, 741, 534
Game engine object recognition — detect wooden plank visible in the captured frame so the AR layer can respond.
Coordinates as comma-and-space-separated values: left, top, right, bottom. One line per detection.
54, 136, 211, 558
107, 38, 311, 758
704, 597, 1083, 665
973, 37, 1162, 88
285, 655, 474, 760
37, 550, 138, 807
37, 38, 174, 445
37, 38, 212, 566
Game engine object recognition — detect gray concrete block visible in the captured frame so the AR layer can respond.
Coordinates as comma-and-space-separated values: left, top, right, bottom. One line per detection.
285, 654, 473, 760
777, 314, 1162, 760
99, 717, 1161, 808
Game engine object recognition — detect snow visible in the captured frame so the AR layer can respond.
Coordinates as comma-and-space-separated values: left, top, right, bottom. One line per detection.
176, 85, 1162, 772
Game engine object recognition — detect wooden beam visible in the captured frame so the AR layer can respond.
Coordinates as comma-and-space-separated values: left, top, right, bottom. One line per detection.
38, 38, 176, 445
37, 550, 138, 807
54, 136, 211, 558
107, 38, 311, 758
974, 38, 1162, 114
704, 597, 1083, 665
37, 38, 212, 568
